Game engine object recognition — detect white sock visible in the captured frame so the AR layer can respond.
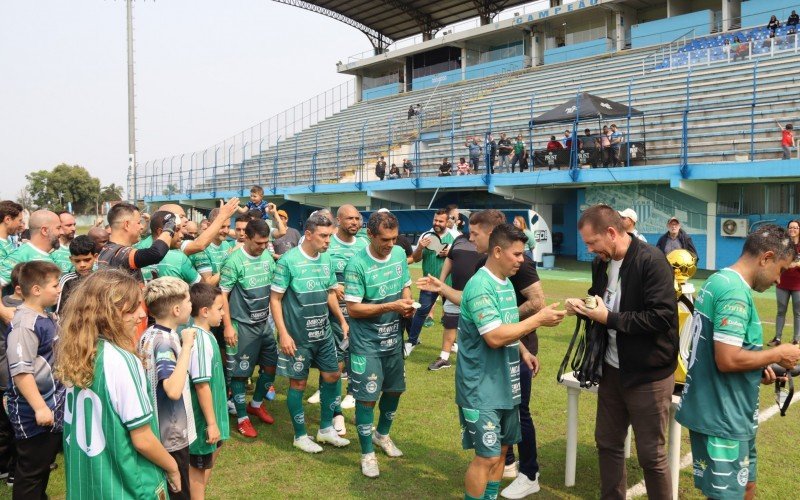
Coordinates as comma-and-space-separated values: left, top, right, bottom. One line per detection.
250, 400, 262, 408
319, 426, 334, 434
237, 417, 248, 424
440, 351, 450, 361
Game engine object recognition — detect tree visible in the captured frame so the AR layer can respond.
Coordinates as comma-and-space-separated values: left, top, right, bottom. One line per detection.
100, 183, 124, 202
163, 184, 178, 196
25, 163, 101, 214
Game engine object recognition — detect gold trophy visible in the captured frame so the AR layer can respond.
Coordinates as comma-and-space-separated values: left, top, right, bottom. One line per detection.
667, 249, 697, 385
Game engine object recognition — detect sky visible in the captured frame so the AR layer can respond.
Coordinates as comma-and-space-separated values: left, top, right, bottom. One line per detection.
0, 0, 368, 201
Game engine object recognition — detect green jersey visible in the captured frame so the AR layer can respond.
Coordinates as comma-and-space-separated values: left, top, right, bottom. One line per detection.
677, 268, 763, 441
272, 247, 337, 346
189, 327, 230, 456
51, 246, 74, 274
328, 234, 368, 337
456, 267, 521, 410
190, 250, 212, 276
133, 236, 155, 282
0, 242, 56, 287
219, 247, 276, 324
63, 339, 167, 500
344, 245, 411, 356
204, 240, 233, 274
421, 231, 454, 283
0, 238, 13, 260
155, 249, 201, 285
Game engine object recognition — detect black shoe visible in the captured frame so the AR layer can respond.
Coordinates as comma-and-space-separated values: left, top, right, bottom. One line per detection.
428, 358, 452, 371
768, 338, 782, 347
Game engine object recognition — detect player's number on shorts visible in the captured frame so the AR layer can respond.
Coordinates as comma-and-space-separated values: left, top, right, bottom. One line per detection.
64, 388, 107, 457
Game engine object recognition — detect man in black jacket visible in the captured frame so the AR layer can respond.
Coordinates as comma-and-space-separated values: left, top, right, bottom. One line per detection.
567, 204, 678, 500
655, 217, 697, 257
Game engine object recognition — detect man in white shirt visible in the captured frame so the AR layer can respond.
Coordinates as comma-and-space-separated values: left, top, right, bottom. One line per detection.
618, 208, 647, 243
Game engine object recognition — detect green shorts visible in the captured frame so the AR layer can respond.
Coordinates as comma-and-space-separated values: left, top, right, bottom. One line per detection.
229, 320, 278, 378
277, 336, 339, 379
348, 352, 405, 402
459, 407, 521, 458
689, 431, 756, 499
330, 307, 349, 363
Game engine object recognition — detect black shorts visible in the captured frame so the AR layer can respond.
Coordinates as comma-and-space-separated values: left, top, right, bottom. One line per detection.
189, 442, 223, 470
168, 447, 190, 499
443, 311, 459, 329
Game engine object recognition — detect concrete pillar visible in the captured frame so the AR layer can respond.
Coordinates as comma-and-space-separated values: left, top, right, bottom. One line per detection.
461, 47, 467, 81
667, 0, 691, 17
706, 200, 717, 270
722, 0, 742, 31
355, 74, 363, 102
531, 30, 545, 66
615, 7, 637, 51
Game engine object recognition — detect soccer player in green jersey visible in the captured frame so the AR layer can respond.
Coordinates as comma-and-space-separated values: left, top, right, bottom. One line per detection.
0, 210, 61, 290
57, 270, 181, 498
149, 212, 203, 286
187, 283, 230, 499
344, 210, 416, 478
0, 201, 25, 322
220, 219, 278, 438
456, 224, 564, 500
50, 212, 76, 274
194, 207, 234, 286
271, 213, 350, 452
677, 225, 800, 499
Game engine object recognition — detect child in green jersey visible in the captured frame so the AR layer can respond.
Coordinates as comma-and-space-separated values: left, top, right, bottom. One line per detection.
57, 270, 180, 498
187, 283, 230, 499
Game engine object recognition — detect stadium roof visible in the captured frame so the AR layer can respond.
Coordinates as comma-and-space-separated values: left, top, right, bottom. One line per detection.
274, 0, 534, 47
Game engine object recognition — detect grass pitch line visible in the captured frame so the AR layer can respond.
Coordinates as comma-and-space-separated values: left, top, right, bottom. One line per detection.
625, 394, 799, 499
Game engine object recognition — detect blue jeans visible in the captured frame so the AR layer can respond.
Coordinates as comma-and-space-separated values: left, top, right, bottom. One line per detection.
505, 360, 540, 479
407, 290, 438, 345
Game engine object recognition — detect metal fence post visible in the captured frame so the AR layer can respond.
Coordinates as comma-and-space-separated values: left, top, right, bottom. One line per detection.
528, 95, 535, 168
240, 142, 248, 196
750, 61, 758, 161
179, 154, 184, 194
311, 131, 318, 191
681, 72, 691, 178
213, 147, 220, 199
626, 79, 633, 169
272, 136, 281, 195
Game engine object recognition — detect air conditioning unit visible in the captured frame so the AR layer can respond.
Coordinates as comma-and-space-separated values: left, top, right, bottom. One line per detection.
720, 218, 748, 238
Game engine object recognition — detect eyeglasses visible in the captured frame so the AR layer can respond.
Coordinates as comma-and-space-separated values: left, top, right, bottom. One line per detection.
448, 216, 457, 221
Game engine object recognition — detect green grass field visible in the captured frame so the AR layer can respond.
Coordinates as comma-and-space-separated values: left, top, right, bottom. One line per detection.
26, 259, 800, 499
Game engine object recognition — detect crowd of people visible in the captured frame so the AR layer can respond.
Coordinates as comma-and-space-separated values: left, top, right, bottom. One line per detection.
0, 190, 798, 499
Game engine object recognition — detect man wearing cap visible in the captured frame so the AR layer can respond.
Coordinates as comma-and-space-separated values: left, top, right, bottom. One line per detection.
656, 217, 697, 257
618, 209, 647, 243
273, 210, 302, 258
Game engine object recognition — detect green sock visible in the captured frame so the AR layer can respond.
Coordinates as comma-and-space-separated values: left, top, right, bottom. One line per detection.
230, 379, 247, 419
376, 393, 400, 436
333, 378, 343, 415
319, 380, 339, 430
287, 387, 306, 438
355, 401, 375, 454
465, 494, 483, 500
482, 481, 500, 500
252, 371, 275, 404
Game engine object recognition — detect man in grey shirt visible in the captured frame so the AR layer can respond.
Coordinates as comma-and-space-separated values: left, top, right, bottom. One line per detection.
273, 210, 302, 257
655, 217, 697, 257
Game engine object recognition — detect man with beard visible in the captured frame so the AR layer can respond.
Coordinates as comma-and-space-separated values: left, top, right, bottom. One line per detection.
0, 210, 62, 290
50, 212, 77, 273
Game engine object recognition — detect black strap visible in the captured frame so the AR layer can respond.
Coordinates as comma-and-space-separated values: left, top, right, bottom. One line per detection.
557, 316, 584, 384
557, 315, 607, 388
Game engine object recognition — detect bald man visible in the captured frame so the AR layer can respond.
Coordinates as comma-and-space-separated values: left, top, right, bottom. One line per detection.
51, 212, 77, 273
184, 221, 199, 240
87, 226, 109, 254
154, 200, 240, 257
0, 210, 62, 288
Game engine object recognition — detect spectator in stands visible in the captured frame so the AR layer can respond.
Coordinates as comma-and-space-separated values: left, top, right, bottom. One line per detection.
487, 134, 497, 173
375, 156, 387, 180
402, 159, 413, 178
788, 10, 799, 31
768, 15, 781, 37
456, 157, 471, 175
776, 119, 795, 160
519, 148, 530, 172
732, 36, 749, 61
610, 124, 624, 167
465, 137, 482, 172
565, 131, 581, 151
768, 219, 800, 346
388, 163, 401, 179
561, 130, 571, 147
511, 135, 526, 173
656, 217, 697, 257
497, 133, 513, 173
585, 128, 599, 167
438, 158, 452, 176
600, 125, 612, 167
547, 136, 564, 151
408, 105, 415, 119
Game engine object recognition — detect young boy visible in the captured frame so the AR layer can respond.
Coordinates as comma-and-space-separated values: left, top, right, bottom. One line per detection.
777, 119, 796, 159
238, 185, 269, 220
0, 264, 24, 486
56, 235, 98, 314
139, 276, 197, 500
6, 260, 65, 499
187, 283, 230, 499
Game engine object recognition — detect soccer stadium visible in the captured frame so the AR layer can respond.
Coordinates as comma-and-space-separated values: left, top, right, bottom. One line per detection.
5, 0, 800, 499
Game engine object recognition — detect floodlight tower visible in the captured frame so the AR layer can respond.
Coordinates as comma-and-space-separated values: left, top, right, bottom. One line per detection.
126, 0, 137, 202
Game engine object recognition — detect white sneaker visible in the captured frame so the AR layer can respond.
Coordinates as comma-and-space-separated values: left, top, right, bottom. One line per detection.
307, 390, 321, 404
452, 342, 458, 353
293, 434, 323, 454
373, 432, 403, 457
227, 399, 236, 415
333, 414, 346, 436
361, 452, 380, 478
317, 428, 350, 447
500, 472, 540, 499
341, 394, 356, 409
503, 461, 518, 479
403, 342, 415, 357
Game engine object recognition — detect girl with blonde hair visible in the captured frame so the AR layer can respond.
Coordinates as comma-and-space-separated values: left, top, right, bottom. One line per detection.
513, 215, 536, 259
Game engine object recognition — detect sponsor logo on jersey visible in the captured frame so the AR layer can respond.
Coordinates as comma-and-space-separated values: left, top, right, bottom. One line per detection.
366, 373, 378, 393
357, 424, 373, 436
377, 323, 399, 335
482, 431, 497, 447
379, 285, 388, 296
240, 360, 250, 371
306, 280, 315, 290
721, 317, 744, 329
503, 312, 515, 323
322, 265, 330, 276
156, 350, 177, 363
293, 355, 306, 373
308, 329, 325, 340
723, 301, 747, 314
693, 459, 707, 478
294, 413, 305, 424
737, 467, 749, 486
395, 264, 402, 277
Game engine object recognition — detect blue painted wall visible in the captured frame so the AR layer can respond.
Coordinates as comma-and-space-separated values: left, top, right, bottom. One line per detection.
741, 0, 800, 29
715, 214, 797, 268
465, 56, 527, 80
631, 10, 713, 48
413, 68, 462, 91
543, 38, 610, 65
363, 83, 400, 101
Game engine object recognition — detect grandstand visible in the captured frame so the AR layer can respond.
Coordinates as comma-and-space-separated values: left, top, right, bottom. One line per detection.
138, 0, 800, 272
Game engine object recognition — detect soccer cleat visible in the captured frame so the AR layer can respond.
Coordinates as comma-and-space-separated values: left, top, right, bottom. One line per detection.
503, 461, 518, 479
768, 338, 782, 347
246, 403, 275, 425
360, 452, 380, 478
341, 394, 356, 409
333, 414, 346, 436
307, 390, 321, 404
293, 435, 323, 454
373, 432, 403, 457
266, 385, 276, 401
237, 418, 258, 438
500, 472, 540, 499
428, 357, 452, 371
424, 317, 434, 328
227, 399, 236, 415
317, 428, 350, 447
